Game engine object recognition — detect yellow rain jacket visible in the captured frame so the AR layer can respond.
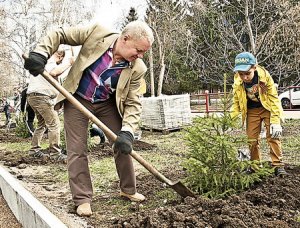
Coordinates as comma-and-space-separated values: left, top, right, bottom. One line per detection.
230, 65, 284, 125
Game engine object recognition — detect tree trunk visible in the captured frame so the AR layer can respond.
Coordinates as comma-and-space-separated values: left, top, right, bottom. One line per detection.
245, 0, 256, 54
149, 47, 155, 97
157, 54, 165, 96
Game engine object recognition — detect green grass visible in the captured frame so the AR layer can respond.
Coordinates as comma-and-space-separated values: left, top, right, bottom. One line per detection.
92, 197, 132, 215
0, 142, 31, 151
89, 151, 183, 194
135, 152, 183, 171
0, 141, 49, 152
259, 120, 300, 165
90, 157, 119, 192
143, 189, 178, 209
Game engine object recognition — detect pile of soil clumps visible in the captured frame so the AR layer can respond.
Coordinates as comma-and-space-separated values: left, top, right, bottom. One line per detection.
110, 166, 300, 228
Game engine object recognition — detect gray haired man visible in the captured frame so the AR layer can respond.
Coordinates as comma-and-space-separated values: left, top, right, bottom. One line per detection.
24, 21, 154, 216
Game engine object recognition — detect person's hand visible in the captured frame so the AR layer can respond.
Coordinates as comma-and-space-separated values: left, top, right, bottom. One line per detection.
114, 131, 134, 154
270, 124, 282, 138
24, 52, 47, 76
69, 57, 75, 65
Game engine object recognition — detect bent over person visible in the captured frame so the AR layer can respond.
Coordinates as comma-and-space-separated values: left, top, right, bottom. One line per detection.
230, 52, 287, 176
24, 21, 154, 216
27, 50, 73, 162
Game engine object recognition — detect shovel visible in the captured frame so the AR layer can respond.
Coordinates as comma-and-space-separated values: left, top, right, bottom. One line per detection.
23, 54, 196, 198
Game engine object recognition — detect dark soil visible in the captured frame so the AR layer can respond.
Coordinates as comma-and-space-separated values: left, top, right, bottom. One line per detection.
0, 127, 300, 228
107, 165, 300, 228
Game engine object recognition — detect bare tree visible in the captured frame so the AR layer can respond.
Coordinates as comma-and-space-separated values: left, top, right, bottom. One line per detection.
188, 0, 300, 87
0, 0, 95, 95
49, 0, 94, 27
145, 0, 193, 96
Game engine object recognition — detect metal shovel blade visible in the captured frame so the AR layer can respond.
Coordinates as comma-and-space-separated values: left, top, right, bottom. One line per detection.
171, 180, 196, 198
131, 151, 196, 198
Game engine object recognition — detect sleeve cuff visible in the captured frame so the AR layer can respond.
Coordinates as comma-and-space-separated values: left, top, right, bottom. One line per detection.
121, 126, 134, 137
35, 51, 49, 59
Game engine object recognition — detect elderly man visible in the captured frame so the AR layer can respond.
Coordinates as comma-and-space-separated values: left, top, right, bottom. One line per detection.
24, 21, 154, 216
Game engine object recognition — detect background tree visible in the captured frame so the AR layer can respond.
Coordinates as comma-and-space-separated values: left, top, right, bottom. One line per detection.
0, 0, 94, 96
49, 0, 94, 27
1, 0, 299, 97
145, 0, 194, 96
185, 0, 300, 90
126, 7, 139, 22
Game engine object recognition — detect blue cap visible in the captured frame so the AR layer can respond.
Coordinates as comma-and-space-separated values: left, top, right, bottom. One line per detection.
234, 52, 257, 72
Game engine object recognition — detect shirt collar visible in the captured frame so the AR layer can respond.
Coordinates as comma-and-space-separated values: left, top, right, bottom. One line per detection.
108, 39, 131, 67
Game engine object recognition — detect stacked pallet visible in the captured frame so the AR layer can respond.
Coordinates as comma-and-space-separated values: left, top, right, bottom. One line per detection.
140, 94, 192, 131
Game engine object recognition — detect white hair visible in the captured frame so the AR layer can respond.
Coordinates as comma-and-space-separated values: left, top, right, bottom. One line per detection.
121, 21, 154, 44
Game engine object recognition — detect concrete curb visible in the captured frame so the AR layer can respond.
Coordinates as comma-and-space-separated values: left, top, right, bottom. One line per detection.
0, 165, 67, 228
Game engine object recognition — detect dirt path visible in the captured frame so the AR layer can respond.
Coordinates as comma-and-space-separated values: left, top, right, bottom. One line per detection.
0, 193, 21, 228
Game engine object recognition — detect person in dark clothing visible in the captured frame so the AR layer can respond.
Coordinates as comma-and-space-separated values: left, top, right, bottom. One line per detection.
20, 87, 36, 136
89, 123, 105, 144
2, 97, 11, 125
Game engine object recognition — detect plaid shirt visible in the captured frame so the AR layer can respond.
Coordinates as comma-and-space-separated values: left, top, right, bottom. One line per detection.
76, 48, 129, 103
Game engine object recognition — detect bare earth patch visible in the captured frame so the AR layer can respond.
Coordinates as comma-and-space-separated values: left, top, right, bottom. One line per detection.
0, 125, 299, 227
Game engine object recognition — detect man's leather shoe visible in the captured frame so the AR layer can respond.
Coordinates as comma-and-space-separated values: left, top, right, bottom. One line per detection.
76, 203, 92, 216
120, 191, 146, 202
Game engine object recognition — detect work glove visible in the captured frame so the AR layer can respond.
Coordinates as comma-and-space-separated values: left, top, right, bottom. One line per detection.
24, 52, 47, 76
270, 124, 282, 138
114, 131, 134, 154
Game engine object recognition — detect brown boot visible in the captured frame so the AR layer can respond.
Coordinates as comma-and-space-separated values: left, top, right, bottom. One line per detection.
76, 203, 92, 217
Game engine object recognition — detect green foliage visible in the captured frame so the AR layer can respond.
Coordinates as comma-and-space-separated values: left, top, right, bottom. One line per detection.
60, 127, 66, 150
15, 113, 31, 138
162, 54, 200, 94
183, 91, 273, 198
119, 7, 139, 30
126, 7, 138, 23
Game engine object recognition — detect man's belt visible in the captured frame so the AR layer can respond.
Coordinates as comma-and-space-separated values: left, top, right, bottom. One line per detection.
28, 92, 48, 96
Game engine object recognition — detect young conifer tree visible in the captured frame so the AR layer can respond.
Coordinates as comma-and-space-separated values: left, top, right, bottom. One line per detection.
184, 74, 273, 198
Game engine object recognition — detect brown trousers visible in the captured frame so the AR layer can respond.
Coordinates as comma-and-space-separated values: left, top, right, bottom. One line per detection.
27, 94, 60, 151
64, 94, 136, 206
246, 107, 283, 167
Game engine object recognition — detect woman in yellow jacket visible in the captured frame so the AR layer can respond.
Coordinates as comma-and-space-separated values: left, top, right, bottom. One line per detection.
230, 52, 286, 176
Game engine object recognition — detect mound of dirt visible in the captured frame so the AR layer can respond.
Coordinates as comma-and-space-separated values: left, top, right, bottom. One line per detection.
110, 166, 300, 228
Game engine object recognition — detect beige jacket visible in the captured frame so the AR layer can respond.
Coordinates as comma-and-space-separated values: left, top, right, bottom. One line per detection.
35, 23, 147, 133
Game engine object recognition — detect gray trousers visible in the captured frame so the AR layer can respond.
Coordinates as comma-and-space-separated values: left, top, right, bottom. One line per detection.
64, 94, 136, 206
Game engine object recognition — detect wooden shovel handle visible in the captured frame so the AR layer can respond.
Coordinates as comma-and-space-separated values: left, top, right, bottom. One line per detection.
22, 54, 174, 185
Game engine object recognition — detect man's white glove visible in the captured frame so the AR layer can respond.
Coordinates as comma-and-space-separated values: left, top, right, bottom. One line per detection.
270, 124, 282, 138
